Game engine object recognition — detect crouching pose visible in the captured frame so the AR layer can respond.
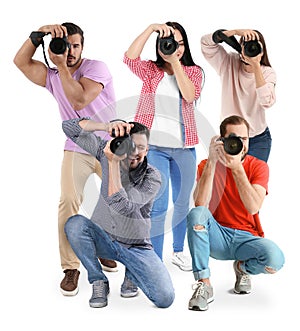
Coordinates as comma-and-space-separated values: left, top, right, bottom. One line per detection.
62, 118, 175, 308
187, 115, 284, 311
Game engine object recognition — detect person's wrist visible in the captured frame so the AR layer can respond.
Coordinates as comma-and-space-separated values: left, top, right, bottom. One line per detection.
29, 31, 44, 47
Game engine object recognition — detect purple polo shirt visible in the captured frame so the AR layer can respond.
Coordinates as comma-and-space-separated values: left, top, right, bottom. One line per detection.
46, 58, 116, 154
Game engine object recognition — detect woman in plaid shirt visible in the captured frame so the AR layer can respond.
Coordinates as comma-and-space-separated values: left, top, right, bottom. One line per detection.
124, 22, 204, 271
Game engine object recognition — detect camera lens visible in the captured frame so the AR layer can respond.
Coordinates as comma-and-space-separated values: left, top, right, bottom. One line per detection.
243, 40, 262, 57
110, 136, 135, 156
223, 135, 243, 155
49, 37, 69, 54
159, 35, 179, 55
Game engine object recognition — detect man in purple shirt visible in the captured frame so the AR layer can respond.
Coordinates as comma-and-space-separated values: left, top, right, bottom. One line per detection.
14, 22, 118, 296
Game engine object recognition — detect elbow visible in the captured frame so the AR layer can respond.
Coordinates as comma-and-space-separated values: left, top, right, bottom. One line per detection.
61, 121, 68, 135
194, 199, 208, 208
247, 203, 262, 215
72, 102, 85, 111
13, 56, 23, 70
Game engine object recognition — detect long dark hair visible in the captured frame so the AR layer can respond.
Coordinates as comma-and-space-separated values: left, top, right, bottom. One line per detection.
255, 30, 271, 67
154, 21, 197, 68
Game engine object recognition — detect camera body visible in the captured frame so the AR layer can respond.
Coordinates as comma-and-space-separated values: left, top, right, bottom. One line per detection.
158, 34, 179, 55
49, 37, 70, 54
110, 130, 136, 156
219, 134, 243, 155
243, 40, 262, 57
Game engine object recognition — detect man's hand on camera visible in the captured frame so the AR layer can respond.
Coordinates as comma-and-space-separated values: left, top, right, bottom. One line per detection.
107, 121, 134, 137
104, 140, 127, 162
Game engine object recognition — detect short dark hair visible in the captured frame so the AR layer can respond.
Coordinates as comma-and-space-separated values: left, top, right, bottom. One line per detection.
220, 115, 250, 137
62, 22, 84, 46
128, 121, 150, 140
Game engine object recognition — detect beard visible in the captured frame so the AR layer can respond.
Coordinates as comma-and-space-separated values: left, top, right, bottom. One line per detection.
67, 56, 81, 68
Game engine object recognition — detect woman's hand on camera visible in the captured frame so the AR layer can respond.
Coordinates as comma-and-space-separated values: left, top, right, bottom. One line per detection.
151, 23, 175, 38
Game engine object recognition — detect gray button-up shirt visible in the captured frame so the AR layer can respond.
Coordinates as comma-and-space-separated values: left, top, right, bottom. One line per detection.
62, 118, 161, 247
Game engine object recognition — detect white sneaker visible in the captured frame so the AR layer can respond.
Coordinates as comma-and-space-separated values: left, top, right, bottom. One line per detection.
171, 252, 192, 271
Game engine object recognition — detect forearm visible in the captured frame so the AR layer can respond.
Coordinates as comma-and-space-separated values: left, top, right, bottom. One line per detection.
172, 61, 195, 102
57, 66, 87, 109
253, 64, 266, 88
62, 118, 104, 157
14, 39, 37, 69
108, 161, 122, 196
231, 165, 264, 214
126, 25, 154, 59
194, 159, 216, 207
78, 119, 108, 132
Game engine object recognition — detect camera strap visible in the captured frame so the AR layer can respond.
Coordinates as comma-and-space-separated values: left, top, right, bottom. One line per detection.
212, 29, 242, 54
29, 31, 55, 70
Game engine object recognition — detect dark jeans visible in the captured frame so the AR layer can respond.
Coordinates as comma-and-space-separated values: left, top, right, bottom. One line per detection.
248, 127, 272, 162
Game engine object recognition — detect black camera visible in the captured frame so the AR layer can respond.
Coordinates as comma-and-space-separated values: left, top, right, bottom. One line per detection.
219, 134, 243, 155
243, 40, 262, 57
49, 37, 70, 54
212, 29, 262, 58
158, 34, 179, 55
110, 130, 136, 156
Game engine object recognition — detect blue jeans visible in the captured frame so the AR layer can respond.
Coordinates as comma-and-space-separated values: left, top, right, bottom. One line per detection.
187, 206, 285, 280
65, 215, 175, 308
248, 127, 272, 162
147, 146, 196, 259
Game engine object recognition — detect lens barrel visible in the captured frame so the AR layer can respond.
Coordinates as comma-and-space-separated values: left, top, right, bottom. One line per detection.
222, 135, 243, 155
49, 37, 69, 54
158, 35, 179, 55
243, 40, 262, 57
110, 136, 136, 156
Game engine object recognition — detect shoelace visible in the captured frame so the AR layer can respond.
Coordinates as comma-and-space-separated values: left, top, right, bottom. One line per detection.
123, 277, 136, 290
191, 282, 205, 298
240, 274, 250, 285
93, 282, 107, 298
65, 270, 77, 283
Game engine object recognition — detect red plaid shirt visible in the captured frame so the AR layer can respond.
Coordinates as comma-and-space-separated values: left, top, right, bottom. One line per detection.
123, 53, 203, 147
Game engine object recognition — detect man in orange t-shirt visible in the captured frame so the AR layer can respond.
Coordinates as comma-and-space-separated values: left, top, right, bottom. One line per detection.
187, 115, 284, 311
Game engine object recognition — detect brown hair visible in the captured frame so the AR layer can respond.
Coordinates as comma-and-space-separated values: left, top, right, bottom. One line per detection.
220, 115, 250, 137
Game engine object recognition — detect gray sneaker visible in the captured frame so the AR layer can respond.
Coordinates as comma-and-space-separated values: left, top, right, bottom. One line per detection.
233, 261, 251, 294
89, 280, 110, 308
121, 276, 138, 298
188, 281, 214, 311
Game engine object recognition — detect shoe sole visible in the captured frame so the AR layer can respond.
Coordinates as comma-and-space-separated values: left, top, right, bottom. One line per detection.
89, 301, 108, 308
171, 261, 192, 272
234, 289, 251, 294
60, 287, 79, 296
120, 291, 139, 298
101, 264, 118, 272
188, 297, 214, 311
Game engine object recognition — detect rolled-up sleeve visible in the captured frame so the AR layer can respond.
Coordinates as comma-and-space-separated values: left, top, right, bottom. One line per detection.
62, 118, 105, 158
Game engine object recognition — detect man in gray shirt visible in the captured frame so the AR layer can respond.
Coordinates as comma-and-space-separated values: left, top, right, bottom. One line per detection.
62, 117, 175, 308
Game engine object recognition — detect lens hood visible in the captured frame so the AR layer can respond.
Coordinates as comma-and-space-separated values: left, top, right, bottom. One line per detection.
49, 37, 70, 54
158, 34, 179, 55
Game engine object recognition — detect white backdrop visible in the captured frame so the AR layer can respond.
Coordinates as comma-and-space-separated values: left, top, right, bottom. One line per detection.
1, 1, 298, 329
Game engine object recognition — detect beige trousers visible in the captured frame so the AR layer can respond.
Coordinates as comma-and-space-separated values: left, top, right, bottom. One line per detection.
58, 151, 102, 270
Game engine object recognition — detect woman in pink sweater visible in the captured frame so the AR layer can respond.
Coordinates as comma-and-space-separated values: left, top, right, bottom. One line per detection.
201, 29, 276, 162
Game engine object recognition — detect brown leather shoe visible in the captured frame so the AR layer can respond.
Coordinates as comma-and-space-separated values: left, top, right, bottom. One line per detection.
60, 269, 80, 296
99, 258, 118, 272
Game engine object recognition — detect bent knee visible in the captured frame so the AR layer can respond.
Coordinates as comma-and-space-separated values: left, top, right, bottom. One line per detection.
154, 290, 175, 308
64, 215, 86, 237
187, 206, 210, 228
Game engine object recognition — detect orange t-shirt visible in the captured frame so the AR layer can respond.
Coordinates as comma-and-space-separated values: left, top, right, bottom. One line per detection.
197, 155, 269, 237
